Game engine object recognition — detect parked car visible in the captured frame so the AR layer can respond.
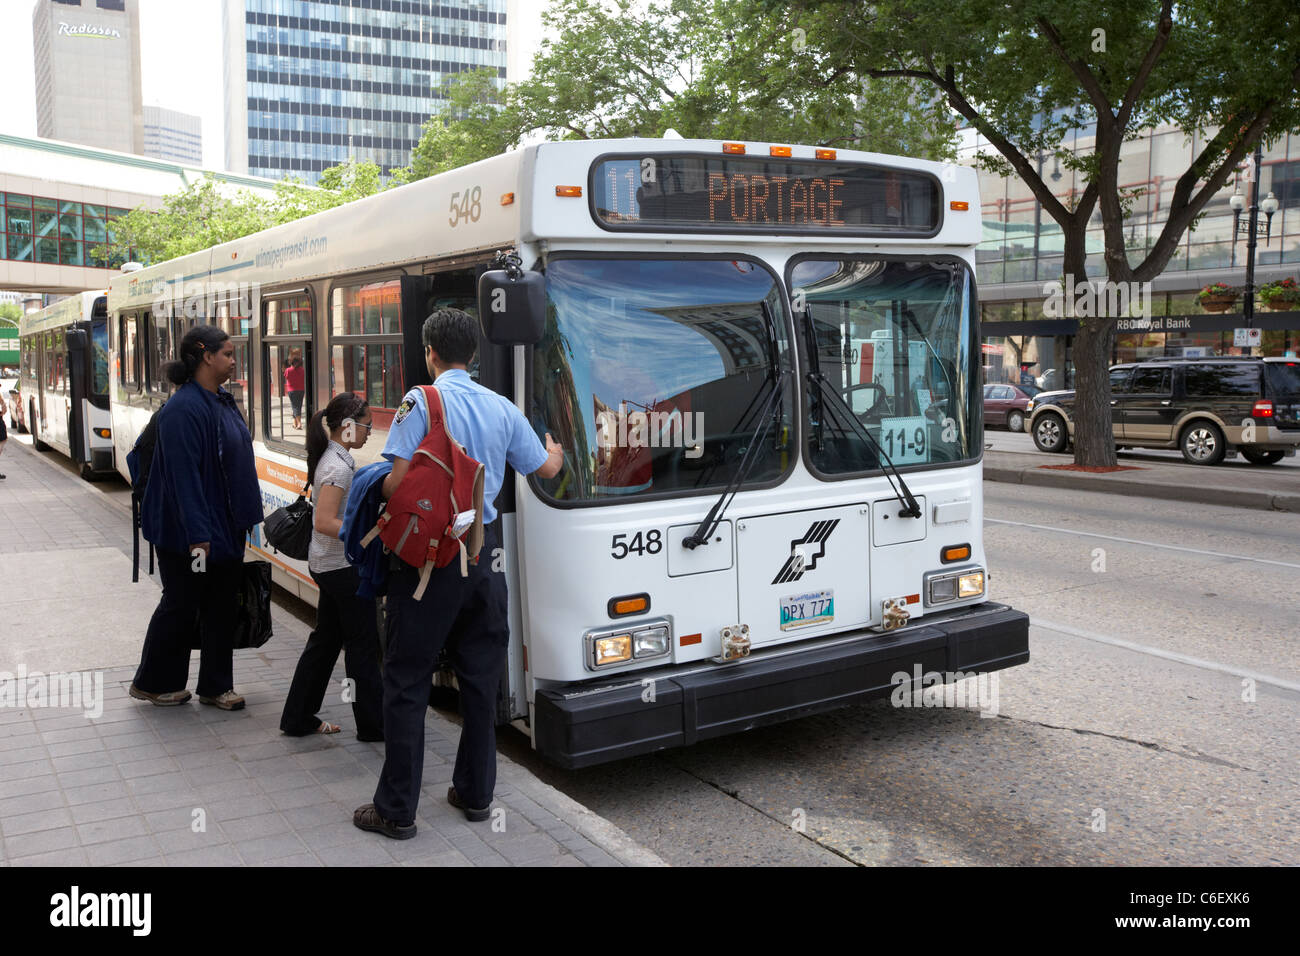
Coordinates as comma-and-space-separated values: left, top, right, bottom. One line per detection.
983, 382, 1039, 432
1026, 357, 1300, 465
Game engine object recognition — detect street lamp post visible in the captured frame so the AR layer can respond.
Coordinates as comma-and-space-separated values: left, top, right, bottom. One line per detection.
1229, 142, 1280, 356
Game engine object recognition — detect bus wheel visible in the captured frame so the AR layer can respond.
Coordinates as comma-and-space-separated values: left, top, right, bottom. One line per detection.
30, 402, 50, 451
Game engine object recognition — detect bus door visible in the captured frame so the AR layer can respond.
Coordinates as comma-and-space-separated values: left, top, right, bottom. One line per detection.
66, 324, 90, 464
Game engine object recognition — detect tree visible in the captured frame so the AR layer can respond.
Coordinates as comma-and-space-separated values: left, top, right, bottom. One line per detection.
395, 0, 958, 181
107, 160, 385, 265
0, 302, 22, 327
778, 0, 1300, 465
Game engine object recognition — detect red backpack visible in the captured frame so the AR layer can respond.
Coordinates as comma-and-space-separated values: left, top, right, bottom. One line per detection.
361, 385, 485, 599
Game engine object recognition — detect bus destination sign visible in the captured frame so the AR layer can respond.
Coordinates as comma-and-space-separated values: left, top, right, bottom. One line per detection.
591, 154, 941, 236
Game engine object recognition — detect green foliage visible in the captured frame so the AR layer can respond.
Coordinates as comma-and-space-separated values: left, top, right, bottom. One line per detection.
105, 160, 386, 265
0, 302, 22, 327
393, 0, 958, 183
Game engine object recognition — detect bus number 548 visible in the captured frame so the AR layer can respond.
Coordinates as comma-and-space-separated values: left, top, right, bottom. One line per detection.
448, 186, 482, 227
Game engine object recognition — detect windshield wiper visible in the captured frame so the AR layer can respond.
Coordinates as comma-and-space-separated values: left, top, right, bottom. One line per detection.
799, 302, 921, 519
809, 371, 923, 518
682, 369, 788, 549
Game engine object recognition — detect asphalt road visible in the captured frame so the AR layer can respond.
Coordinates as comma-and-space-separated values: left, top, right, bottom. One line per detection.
984, 424, 1300, 470
501, 481, 1300, 866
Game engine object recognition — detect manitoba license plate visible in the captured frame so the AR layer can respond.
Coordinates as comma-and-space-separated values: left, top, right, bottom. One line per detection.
780, 589, 834, 630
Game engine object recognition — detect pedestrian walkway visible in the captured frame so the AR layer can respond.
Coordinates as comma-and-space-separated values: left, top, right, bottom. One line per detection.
0, 441, 664, 867
984, 448, 1300, 512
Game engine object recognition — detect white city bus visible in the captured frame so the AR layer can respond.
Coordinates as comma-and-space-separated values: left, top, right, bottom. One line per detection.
19, 290, 115, 479
106, 138, 1029, 768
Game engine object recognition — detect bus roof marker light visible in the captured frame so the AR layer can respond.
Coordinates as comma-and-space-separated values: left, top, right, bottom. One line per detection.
722, 142, 746, 154
555, 186, 583, 198
950, 201, 970, 211
815, 148, 836, 160
769, 145, 792, 157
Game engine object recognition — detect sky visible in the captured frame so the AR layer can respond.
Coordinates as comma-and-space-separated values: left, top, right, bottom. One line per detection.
0, 0, 545, 174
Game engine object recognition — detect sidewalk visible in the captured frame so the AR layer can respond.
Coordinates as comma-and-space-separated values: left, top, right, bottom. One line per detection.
0, 440, 664, 867
984, 448, 1300, 512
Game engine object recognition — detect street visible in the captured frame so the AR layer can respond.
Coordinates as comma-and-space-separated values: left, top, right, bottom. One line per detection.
502, 480, 1300, 866
984, 426, 1300, 471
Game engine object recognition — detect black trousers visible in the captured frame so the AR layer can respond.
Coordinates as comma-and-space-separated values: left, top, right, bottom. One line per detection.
280, 565, 384, 739
134, 549, 241, 698
373, 530, 507, 825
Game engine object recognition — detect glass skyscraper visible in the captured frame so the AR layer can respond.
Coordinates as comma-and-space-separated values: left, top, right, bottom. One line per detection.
222, 0, 508, 183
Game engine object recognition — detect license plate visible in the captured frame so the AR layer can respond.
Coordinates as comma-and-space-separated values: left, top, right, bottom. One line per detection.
780, 589, 834, 630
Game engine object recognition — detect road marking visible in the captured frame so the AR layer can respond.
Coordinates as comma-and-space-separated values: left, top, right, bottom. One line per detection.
1033, 618, 1300, 692
985, 517, 1300, 570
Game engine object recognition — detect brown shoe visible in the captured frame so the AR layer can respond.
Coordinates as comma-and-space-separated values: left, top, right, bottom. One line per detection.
129, 684, 192, 706
353, 804, 416, 840
198, 690, 245, 711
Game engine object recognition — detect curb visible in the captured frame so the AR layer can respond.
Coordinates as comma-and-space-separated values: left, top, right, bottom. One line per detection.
984, 464, 1300, 513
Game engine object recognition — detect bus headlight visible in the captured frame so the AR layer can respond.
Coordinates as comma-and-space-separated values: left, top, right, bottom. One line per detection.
633, 626, 669, 658
593, 634, 632, 667
586, 618, 673, 670
925, 567, 985, 605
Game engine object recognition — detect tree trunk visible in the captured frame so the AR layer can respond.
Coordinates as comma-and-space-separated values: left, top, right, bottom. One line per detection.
1071, 318, 1117, 467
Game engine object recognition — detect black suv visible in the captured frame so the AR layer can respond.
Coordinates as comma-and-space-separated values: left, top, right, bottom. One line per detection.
1026, 357, 1300, 465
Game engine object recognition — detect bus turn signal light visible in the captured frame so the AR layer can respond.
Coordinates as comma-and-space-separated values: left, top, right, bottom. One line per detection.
950, 201, 970, 211
555, 185, 583, 197
94, 427, 111, 439
608, 593, 650, 617
722, 142, 746, 154
500, 192, 515, 205
942, 544, 971, 563
769, 145, 792, 157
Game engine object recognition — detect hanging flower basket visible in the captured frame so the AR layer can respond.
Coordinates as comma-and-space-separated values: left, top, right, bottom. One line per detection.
1197, 283, 1238, 313
1260, 278, 1299, 311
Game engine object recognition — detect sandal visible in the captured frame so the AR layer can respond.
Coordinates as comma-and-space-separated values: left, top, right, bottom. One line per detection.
316, 721, 341, 734
352, 804, 416, 840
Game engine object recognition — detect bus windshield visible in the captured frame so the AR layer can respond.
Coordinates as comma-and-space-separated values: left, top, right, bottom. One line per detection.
791, 257, 977, 475
533, 257, 794, 503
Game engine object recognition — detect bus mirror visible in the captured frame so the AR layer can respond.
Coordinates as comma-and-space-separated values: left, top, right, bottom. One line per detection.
66, 329, 88, 354
477, 269, 546, 345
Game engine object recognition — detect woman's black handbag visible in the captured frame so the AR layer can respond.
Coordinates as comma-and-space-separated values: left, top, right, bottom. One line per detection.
233, 559, 274, 650
263, 487, 313, 561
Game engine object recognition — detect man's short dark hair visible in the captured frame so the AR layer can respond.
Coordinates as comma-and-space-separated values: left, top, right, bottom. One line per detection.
422, 308, 478, 366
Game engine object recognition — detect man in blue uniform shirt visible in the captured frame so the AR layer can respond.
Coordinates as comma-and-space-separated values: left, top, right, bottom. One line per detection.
354, 308, 562, 839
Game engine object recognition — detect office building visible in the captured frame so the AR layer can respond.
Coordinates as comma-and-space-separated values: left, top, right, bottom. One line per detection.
964, 122, 1300, 385
222, 0, 509, 184
142, 106, 203, 165
32, 0, 145, 156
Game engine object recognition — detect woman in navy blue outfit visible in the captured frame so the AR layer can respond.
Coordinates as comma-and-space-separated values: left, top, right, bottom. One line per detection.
130, 325, 264, 711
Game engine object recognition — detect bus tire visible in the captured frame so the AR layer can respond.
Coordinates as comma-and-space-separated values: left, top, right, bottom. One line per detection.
30, 402, 50, 451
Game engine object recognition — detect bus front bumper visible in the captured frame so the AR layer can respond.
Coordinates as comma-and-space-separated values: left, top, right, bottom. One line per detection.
533, 602, 1029, 769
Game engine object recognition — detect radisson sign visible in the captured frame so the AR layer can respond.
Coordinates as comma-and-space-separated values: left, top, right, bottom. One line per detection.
58, 22, 123, 40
